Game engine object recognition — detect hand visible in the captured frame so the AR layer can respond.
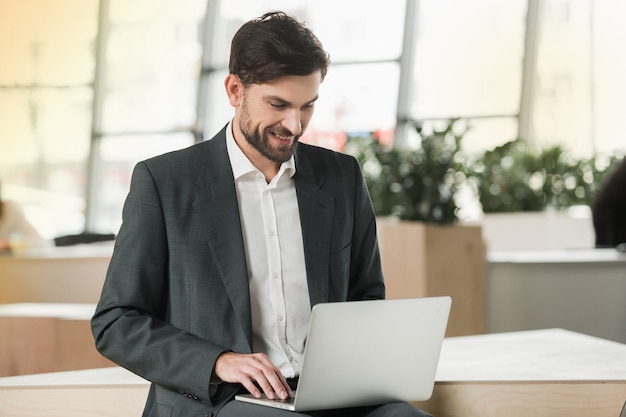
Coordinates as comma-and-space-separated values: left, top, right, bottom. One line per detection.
214, 352, 292, 400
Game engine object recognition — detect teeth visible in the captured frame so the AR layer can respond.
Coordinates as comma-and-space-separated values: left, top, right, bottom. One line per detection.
271, 131, 291, 140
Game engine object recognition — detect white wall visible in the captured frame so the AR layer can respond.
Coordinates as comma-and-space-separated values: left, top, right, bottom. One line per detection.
464, 208, 595, 252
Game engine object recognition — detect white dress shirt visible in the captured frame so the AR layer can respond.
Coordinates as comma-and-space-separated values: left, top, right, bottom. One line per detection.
225, 122, 311, 378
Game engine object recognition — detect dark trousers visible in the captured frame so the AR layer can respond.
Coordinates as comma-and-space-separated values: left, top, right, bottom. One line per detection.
215, 400, 434, 417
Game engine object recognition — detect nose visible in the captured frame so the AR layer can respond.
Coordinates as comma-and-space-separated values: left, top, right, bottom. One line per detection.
282, 109, 302, 136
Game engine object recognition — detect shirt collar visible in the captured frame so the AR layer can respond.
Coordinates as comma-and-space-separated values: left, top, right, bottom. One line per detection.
225, 120, 296, 181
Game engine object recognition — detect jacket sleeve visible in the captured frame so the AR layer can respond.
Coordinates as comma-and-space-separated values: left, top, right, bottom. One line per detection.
90, 161, 226, 407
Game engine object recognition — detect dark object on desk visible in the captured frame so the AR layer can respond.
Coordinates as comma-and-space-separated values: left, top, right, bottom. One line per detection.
592, 158, 626, 248
54, 232, 116, 247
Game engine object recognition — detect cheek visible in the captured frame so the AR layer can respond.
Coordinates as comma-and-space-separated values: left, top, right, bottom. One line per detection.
250, 104, 276, 122
301, 110, 315, 127
243, 107, 269, 129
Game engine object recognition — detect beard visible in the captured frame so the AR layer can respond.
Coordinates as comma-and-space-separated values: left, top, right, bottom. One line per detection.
239, 101, 301, 164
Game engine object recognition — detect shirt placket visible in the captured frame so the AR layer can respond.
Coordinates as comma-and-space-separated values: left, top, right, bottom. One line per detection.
260, 184, 294, 369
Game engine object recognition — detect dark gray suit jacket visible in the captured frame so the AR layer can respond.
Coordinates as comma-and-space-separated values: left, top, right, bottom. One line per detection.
91, 125, 385, 417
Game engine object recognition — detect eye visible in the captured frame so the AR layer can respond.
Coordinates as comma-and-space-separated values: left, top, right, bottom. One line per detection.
270, 102, 286, 109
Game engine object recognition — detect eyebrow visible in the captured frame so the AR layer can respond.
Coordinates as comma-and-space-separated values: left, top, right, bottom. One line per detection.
265, 94, 319, 107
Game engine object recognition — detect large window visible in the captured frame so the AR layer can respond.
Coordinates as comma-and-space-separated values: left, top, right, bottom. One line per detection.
200, 0, 406, 149
1, 1, 625, 239
527, 0, 626, 158
87, 0, 206, 233
406, 0, 527, 153
0, 0, 98, 238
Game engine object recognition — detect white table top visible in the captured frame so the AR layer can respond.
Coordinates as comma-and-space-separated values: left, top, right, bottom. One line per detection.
0, 244, 113, 261
0, 303, 96, 319
1, 329, 624, 389
0, 366, 145, 388
488, 248, 626, 264
436, 328, 626, 382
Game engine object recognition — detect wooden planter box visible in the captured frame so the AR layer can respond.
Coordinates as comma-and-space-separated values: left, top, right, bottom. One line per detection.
376, 218, 486, 336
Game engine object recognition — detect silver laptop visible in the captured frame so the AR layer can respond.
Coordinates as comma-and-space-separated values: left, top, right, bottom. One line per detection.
235, 296, 451, 412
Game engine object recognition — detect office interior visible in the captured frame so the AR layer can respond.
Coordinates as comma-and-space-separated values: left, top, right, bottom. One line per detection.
0, 1, 625, 416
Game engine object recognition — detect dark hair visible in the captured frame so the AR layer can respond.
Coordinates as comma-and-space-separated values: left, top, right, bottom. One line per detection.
229, 11, 330, 85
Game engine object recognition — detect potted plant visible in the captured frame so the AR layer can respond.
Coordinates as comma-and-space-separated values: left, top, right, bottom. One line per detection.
344, 119, 485, 337
463, 138, 618, 213
460, 138, 624, 251
345, 119, 465, 222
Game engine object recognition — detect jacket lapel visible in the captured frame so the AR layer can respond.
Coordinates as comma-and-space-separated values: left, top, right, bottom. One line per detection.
294, 149, 335, 308
192, 130, 253, 348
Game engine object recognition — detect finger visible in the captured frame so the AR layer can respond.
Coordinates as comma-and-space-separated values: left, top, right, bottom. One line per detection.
253, 366, 291, 400
240, 378, 262, 398
275, 372, 293, 398
246, 353, 291, 399
214, 352, 292, 399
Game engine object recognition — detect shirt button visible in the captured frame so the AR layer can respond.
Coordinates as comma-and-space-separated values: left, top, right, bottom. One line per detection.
278, 315, 284, 322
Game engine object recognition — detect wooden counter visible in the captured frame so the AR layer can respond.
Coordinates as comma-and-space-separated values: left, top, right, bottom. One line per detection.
0, 303, 114, 377
1, 329, 623, 417
0, 367, 148, 417
0, 245, 112, 304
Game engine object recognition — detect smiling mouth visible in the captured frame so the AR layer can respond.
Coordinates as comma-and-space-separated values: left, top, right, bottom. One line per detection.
268, 129, 294, 143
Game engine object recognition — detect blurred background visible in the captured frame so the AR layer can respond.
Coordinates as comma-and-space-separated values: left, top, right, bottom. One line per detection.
1, 0, 625, 240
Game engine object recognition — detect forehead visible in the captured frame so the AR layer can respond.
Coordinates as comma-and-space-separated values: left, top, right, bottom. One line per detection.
246, 72, 322, 104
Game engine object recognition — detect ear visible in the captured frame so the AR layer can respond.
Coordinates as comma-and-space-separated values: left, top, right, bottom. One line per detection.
224, 74, 243, 107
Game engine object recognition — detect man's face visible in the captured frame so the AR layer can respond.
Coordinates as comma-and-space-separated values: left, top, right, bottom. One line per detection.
233, 73, 321, 164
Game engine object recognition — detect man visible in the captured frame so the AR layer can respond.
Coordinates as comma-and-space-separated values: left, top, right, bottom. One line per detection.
0, 178, 51, 250
91, 11, 432, 417
592, 157, 626, 247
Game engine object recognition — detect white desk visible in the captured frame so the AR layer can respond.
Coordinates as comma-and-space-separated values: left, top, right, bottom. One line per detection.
487, 249, 626, 344
1, 329, 624, 417
415, 328, 626, 417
